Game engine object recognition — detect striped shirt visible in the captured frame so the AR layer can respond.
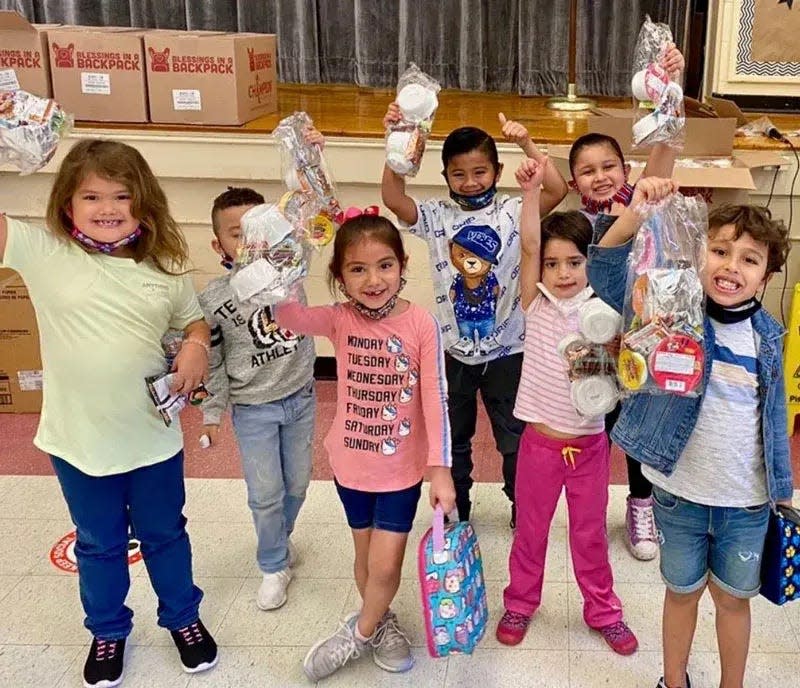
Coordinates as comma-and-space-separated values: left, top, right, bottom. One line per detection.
644, 317, 767, 506
514, 287, 605, 435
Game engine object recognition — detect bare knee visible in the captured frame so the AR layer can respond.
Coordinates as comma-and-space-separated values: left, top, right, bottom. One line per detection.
666, 584, 706, 607
708, 582, 750, 614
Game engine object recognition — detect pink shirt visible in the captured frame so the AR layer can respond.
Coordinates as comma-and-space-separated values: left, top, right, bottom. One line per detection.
275, 301, 451, 491
514, 290, 605, 436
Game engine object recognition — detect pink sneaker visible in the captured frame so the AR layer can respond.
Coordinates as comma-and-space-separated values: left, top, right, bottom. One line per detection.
599, 620, 638, 655
495, 610, 531, 646
626, 495, 658, 561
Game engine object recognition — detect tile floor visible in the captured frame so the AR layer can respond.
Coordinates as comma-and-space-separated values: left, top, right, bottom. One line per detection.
1, 476, 799, 687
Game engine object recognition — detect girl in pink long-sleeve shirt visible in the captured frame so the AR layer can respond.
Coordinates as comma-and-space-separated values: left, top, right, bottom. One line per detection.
275, 210, 455, 681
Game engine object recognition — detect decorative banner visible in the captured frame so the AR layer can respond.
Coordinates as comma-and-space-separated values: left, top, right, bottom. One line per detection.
738, 0, 800, 73
50, 530, 143, 574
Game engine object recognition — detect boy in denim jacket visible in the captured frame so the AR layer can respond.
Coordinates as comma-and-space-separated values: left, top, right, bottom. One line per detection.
587, 178, 794, 688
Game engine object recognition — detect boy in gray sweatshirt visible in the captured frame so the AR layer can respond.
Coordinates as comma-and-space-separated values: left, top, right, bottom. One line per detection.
199, 186, 316, 611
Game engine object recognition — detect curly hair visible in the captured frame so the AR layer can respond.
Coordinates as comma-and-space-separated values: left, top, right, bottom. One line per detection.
708, 204, 791, 275
46, 139, 189, 275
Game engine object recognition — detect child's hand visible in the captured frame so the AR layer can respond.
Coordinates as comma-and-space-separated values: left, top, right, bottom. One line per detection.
383, 102, 402, 129
498, 112, 531, 149
170, 344, 208, 396
515, 157, 546, 193
428, 466, 456, 515
630, 177, 678, 209
200, 424, 219, 447
303, 126, 325, 149
661, 43, 685, 81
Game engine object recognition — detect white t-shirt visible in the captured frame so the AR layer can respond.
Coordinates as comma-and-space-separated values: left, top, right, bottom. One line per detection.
2, 217, 203, 476
405, 195, 525, 365
644, 318, 767, 506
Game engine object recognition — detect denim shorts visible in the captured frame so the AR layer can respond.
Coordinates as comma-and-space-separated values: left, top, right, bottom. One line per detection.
652, 485, 770, 599
334, 479, 422, 533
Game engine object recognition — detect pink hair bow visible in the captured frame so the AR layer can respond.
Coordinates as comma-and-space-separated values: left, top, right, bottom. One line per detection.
337, 205, 380, 223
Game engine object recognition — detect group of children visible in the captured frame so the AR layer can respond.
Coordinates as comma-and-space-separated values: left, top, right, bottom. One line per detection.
0, 42, 794, 688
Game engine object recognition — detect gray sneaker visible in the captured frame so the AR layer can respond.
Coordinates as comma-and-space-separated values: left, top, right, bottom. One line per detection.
371, 610, 414, 673
303, 612, 366, 681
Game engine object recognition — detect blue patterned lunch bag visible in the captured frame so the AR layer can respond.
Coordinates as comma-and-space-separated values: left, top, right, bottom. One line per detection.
760, 505, 800, 605
418, 506, 488, 656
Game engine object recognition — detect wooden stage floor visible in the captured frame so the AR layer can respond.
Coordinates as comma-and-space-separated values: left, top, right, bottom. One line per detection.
79, 83, 800, 150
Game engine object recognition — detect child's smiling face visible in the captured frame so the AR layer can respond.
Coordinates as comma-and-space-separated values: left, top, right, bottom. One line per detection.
570, 142, 628, 202
704, 224, 770, 306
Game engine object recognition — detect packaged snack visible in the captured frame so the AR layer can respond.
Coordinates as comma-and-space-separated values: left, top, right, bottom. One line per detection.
229, 202, 313, 307
272, 111, 340, 246
385, 64, 441, 177
630, 16, 685, 149
145, 373, 211, 427
619, 193, 707, 396
557, 329, 620, 417
0, 89, 72, 175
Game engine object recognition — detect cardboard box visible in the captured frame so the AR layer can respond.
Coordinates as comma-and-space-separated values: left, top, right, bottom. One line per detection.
0, 269, 42, 413
0, 11, 54, 96
47, 26, 148, 122
551, 107, 786, 205
145, 30, 277, 125
588, 107, 738, 157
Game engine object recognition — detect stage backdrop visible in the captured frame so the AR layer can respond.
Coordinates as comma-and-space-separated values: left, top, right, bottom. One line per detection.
0, 0, 687, 96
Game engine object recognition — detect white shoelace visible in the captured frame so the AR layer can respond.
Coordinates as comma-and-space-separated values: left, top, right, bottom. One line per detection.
631, 504, 656, 541
372, 614, 410, 652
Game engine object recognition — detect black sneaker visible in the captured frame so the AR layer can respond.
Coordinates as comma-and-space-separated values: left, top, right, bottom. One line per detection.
656, 675, 691, 688
510, 503, 517, 530
170, 619, 218, 673
83, 636, 125, 688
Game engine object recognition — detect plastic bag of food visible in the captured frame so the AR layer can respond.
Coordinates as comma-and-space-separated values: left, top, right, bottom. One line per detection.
630, 16, 685, 149
385, 64, 441, 177
272, 111, 340, 247
0, 89, 72, 175
618, 193, 707, 397
557, 298, 622, 417
229, 201, 315, 307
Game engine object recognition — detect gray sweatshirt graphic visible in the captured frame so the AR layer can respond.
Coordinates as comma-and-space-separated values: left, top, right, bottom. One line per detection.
198, 275, 315, 424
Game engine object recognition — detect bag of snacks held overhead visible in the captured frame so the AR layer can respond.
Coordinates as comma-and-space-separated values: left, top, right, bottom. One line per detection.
618, 193, 707, 397
0, 89, 72, 175
272, 111, 340, 248
630, 16, 685, 149
229, 201, 316, 307
385, 63, 441, 177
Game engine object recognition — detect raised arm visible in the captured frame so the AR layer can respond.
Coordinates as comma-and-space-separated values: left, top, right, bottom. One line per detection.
516, 158, 547, 310
597, 177, 678, 248
381, 102, 419, 225
499, 113, 568, 214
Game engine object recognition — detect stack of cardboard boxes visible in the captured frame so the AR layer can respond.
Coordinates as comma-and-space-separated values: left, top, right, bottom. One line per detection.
0, 11, 278, 125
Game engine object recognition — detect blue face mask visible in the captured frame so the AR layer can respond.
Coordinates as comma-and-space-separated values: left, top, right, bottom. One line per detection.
449, 184, 497, 211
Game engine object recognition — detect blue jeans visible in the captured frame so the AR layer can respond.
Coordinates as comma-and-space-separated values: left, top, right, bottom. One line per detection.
51, 452, 203, 640
334, 479, 422, 533
232, 379, 316, 574
652, 485, 770, 599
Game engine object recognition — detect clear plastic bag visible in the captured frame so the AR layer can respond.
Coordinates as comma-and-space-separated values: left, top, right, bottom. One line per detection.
0, 90, 72, 175
557, 298, 622, 417
631, 16, 685, 150
385, 63, 441, 177
229, 201, 316, 307
272, 111, 340, 248
619, 193, 707, 397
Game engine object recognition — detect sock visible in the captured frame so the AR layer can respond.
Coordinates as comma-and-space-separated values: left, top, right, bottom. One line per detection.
354, 621, 371, 642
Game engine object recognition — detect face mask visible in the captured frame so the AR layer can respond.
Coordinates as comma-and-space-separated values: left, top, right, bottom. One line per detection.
537, 283, 594, 315
706, 296, 761, 324
578, 182, 635, 216
220, 253, 234, 270
70, 224, 142, 254
340, 277, 407, 320
449, 184, 497, 211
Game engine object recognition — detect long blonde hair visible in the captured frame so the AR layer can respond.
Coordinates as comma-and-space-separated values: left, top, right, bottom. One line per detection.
46, 139, 189, 274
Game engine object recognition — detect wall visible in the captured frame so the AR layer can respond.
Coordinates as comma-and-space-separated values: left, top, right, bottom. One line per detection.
2, 129, 799, 355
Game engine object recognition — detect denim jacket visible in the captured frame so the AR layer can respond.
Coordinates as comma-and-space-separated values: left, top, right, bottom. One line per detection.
586, 228, 793, 505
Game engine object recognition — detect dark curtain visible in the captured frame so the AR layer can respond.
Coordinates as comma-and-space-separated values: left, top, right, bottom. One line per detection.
0, 0, 688, 95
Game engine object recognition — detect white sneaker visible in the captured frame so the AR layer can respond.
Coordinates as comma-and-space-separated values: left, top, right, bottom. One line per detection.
288, 539, 298, 568
257, 568, 292, 610
625, 495, 658, 561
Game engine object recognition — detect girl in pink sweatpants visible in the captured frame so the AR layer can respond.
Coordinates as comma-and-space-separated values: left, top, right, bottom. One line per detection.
495, 159, 637, 655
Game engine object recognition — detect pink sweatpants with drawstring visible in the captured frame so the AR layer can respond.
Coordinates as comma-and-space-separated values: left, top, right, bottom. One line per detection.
503, 424, 623, 628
